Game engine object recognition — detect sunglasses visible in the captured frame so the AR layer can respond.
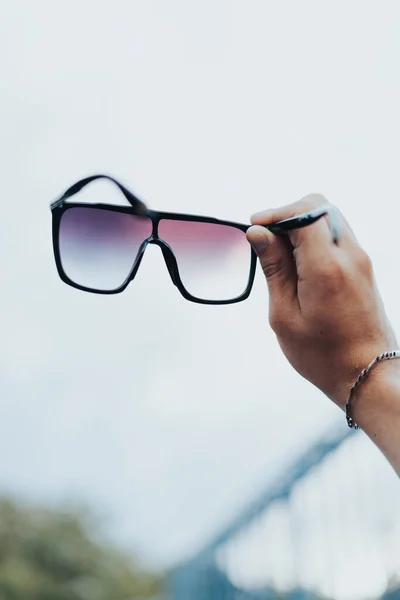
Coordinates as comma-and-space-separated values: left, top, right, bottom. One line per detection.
50, 175, 340, 305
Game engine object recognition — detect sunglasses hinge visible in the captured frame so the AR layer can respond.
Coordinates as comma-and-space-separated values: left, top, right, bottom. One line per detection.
50, 197, 65, 211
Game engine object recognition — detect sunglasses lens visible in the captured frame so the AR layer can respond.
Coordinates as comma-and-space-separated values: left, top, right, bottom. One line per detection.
158, 220, 252, 301
58, 207, 152, 291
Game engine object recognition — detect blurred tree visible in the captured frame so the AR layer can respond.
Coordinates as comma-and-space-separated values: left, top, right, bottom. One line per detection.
0, 496, 161, 600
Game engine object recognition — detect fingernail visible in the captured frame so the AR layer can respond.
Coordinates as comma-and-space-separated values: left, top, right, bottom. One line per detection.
246, 226, 269, 256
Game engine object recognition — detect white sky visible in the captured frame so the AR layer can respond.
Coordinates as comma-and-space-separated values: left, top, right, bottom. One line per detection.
1, 0, 400, 597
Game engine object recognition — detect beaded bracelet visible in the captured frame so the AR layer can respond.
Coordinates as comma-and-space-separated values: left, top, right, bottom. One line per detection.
346, 350, 400, 429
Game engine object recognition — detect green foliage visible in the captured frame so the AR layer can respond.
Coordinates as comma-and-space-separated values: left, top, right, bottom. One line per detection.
0, 497, 161, 600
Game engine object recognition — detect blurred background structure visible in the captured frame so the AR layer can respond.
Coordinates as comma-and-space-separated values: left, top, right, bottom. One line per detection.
1, 427, 399, 599
171, 429, 400, 600
2, 0, 400, 598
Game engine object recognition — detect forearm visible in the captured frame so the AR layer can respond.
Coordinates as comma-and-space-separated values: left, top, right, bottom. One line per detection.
350, 361, 400, 476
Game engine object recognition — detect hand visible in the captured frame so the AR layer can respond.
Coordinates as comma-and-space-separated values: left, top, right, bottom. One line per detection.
246, 194, 398, 409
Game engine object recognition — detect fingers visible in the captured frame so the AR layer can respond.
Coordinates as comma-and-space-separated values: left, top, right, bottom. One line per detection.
252, 194, 357, 250
251, 194, 363, 283
251, 194, 329, 225
252, 194, 334, 252
248, 193, 368, 333
246, 225, 299, 325
248, 195, 332, 323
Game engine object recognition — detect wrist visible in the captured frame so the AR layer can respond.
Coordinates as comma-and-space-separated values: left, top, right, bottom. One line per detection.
347, 359, 400, 474
350, 359, 400, 428
329, 343, 400, 411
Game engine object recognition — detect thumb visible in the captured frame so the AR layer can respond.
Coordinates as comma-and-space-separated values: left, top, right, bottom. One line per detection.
246, 225, 298, 312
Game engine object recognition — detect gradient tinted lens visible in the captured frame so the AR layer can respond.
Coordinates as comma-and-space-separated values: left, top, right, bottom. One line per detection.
158, 220, 251, 300
59, 207, 152, 291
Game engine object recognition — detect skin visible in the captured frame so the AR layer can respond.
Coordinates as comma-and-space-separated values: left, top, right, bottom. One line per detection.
246, 194, 400, 475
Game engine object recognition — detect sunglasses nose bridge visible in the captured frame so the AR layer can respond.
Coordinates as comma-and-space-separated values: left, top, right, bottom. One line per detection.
149, 217, 161, 241
148, 239, 180, 287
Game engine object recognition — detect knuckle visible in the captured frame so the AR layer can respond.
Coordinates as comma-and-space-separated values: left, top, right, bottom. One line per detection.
261, 256, 286, 281
269, 312, 286, 335
355, 248, 373, 275
295, 193, 329, 212
269, 306, 295, 336
315, 257, 347, 286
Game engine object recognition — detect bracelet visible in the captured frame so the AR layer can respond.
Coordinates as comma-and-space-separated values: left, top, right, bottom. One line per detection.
346, 350, 400, 429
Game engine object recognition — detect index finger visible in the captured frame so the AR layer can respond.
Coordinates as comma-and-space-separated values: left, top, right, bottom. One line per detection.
251, 194, 336, 255
268, 205, 341, 245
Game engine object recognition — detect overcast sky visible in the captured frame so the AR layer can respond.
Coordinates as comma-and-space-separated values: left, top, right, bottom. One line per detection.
1, 1, 400, 598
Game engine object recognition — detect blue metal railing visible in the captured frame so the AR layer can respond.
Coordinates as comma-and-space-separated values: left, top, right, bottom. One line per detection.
170, 426, 356, 600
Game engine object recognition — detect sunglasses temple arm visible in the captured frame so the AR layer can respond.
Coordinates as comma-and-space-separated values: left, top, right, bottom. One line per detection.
266, 205, 341, 245
50, 174, 148, 215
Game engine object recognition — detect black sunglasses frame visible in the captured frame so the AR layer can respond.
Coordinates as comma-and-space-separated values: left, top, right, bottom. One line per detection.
51, 175, 340, 305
